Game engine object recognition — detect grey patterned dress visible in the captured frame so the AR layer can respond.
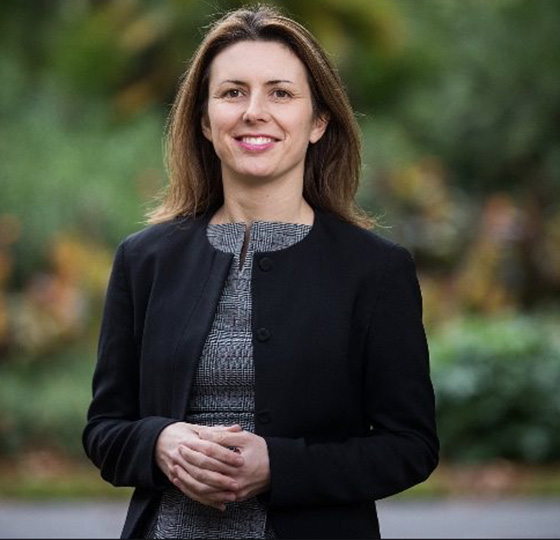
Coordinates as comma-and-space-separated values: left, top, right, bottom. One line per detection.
144, 220, 312, 539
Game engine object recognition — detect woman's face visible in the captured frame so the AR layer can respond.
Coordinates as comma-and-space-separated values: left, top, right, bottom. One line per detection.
202, 40, 328, 186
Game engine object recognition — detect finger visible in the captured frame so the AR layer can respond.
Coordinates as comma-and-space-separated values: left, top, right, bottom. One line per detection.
179, 445, 241, 476
172, 477, 228, 512
182, 459, 239, 492
172, 470, 233, 511
172, 466, 237, 505
196, 425, 242, 439
173, 478, 220, 510
211, 424, 243, 432
188, 438, 245, 467
198, 430, 247, 449
189, 424, 242, 437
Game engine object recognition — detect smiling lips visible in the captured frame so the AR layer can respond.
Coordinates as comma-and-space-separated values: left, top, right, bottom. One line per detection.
235, 135, 279, 152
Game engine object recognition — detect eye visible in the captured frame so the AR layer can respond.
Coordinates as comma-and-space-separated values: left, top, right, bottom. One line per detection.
272, 89, 293, 100
221, 88, 243, 99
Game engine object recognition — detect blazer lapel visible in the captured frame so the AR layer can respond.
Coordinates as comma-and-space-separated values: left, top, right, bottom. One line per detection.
168, 223, 233, 419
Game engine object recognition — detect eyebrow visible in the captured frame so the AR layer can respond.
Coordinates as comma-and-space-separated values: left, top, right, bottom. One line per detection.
218, 79, 295, 86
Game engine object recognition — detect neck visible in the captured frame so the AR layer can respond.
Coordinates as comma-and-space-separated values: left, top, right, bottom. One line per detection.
212, 172, 314, 225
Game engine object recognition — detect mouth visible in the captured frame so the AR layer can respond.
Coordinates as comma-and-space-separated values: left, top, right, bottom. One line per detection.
234, 135, 279, 151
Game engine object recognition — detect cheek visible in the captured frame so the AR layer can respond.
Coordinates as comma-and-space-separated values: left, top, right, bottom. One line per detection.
208, 104, 240, 134
284, 108, 317, 141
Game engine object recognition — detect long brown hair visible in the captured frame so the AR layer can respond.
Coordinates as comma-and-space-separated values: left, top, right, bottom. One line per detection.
147, 4, 374, 229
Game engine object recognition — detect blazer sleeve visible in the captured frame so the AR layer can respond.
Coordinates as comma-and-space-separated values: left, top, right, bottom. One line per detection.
264, 244, 439, 506
82, 240, 178, 489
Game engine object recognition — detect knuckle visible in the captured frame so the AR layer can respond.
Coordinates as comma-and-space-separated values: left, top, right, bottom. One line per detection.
189, 468, 202, 481
229, 451, 241, 463
206, 432, 221, 444
197, 470, 209, 483
192, 438, 205, 451
201, 440, 214, 452
182, 475, 195, 489
203, 447, 218, 460
223, 452, 238, 465
196, 454, 209, 468
183, 440, 199, 453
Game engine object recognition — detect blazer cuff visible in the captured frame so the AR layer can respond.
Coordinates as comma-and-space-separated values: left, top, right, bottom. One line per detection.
264, 436, 315, 506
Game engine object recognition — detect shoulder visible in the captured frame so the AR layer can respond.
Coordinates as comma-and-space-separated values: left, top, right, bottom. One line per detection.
318, 210, 413, 264
109, 216, 212, 282
314, 211, 420, 313
118, 216, 205, 260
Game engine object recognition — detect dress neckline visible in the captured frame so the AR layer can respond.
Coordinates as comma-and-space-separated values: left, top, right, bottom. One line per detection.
206, 219, 313, 256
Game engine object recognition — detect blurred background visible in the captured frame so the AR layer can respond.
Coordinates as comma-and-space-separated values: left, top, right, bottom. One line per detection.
1, 0, 560, 535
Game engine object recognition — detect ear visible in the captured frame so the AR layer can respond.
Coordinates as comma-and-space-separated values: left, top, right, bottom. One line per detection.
309, 112, 330, 144
201, 111, 213, 142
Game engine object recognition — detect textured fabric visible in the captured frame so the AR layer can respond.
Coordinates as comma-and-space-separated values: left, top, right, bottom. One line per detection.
146, 221, 312, 539
83, 207, 438, 540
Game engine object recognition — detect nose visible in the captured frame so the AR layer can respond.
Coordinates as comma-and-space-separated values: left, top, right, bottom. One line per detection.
242, 91, 270, 123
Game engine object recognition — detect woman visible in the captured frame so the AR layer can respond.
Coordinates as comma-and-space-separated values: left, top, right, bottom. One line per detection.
83, 5, 438, 539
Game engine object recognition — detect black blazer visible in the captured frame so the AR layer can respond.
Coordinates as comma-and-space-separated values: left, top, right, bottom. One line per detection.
83, 207, 438, 539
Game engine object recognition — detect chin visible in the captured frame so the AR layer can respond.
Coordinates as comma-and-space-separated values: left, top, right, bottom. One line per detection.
236, 168, 278, 181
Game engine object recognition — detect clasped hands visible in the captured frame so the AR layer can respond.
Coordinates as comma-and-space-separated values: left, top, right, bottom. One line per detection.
155, 422, 271, 511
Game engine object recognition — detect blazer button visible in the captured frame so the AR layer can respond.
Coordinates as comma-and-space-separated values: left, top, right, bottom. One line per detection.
258, 257, 273, 272
256, 327, 271, 342
256, 410, 271, 424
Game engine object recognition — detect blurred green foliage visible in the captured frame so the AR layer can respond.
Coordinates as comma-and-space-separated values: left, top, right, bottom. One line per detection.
0, 343, 95, 456
432, 312, 560, 463
0, 0, 559, 466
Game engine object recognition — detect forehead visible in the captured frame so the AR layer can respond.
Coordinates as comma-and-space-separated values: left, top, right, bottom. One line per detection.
208, 40, 308, 84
